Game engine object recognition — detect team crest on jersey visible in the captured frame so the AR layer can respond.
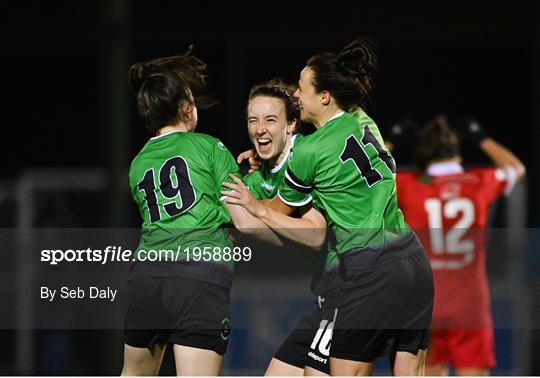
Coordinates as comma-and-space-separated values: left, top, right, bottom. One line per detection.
217, 141, 227, 151
261, 182, 275, 191
440, 183, 461, 200
220, 317, 231, 341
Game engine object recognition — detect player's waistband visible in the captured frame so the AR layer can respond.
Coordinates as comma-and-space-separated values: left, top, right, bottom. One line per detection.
339, 231, 423, 272
130, 260, 234, 289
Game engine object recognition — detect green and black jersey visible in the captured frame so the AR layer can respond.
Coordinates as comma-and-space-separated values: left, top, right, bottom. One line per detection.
243, 133, 330, 294
243, 134, 302, 199
278, 109, 409, 271
128, 130, 240, 288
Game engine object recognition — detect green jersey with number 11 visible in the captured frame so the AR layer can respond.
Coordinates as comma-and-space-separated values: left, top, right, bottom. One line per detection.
278, 108, 409, 269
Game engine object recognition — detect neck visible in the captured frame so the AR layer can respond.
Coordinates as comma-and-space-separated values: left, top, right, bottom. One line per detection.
314, 105, 344, 129
157, 122, 189, 136
271, 135, 294, 168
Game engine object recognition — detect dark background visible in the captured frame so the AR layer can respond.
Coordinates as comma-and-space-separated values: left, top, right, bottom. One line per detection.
1, 0, 539, 375
2, 1, 538, 220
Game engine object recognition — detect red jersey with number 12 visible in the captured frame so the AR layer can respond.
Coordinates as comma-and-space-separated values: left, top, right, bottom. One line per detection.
396, 167, 507, 329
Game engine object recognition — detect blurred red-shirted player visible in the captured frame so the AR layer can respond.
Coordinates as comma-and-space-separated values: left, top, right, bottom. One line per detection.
393, 115, 526, 376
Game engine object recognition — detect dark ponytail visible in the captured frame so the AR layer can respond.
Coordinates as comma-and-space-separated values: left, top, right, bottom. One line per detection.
307, 37, 378, 111
128, 47, 217, 135
337, 37, 377, 99
414, 114, 460, 172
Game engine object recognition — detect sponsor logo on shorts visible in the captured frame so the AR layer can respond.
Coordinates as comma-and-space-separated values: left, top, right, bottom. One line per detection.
220, 317, 231, 341
308, 351, 328, 364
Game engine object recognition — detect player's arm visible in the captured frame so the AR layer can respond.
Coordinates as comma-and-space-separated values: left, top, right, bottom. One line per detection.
222, 174, 326, 250
223, 201, 283, 246
213, 140, 282, 246
480, 138, 526, 179
261, 197, 296, 215
457, 118, 526, 180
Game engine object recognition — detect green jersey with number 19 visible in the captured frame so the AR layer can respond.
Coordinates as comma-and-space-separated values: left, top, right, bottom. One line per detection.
128, 130, 240, 288
278, 108, 409, 270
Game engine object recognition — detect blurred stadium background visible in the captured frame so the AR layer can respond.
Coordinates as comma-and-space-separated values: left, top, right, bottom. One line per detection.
1, 0, 539, 375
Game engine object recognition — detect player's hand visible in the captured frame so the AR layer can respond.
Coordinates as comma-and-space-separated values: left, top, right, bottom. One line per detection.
453, 117, 487, 145
222, 174, 266, 218
237, 149, 261, 174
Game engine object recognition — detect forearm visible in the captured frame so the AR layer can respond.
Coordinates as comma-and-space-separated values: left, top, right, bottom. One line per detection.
480, 138, 526, 178
225, 202, 283, 246
257, 206, 325, 250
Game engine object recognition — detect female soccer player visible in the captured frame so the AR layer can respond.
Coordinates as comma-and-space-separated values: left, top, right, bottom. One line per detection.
223, 37, 434, 376
239, 79, 331, 375
122, 48, 280, 376
396, 116, 525, 376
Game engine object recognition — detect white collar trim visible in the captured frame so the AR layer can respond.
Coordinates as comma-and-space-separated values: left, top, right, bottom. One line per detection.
150, 129, 187, 140
327, 111, 345, 124
427, 161, 464, 176
271, 134, 298, 173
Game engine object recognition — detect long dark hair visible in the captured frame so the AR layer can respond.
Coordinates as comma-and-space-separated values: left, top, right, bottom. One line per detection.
414, 114, 460, 172
306, 37, 378, 111
128, 47, 217, 135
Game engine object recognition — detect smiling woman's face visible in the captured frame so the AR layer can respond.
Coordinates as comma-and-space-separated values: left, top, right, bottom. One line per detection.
247, 95, 291, 162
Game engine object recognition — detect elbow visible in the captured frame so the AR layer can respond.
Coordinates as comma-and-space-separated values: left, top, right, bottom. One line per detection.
232, 219, 254, 235
307, 230, 326, 251
516, 162, 526, 180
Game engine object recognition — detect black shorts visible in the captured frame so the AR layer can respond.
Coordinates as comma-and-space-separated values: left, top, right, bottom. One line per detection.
330, 233, 434, 362
274, 288, 340, 374
124, 276, 231, 355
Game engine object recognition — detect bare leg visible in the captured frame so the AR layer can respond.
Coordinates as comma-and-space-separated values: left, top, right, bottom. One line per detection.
330, 357, 374, 376
393, 350, 426, 376
456, 367, 489, 376
304, 365, 330, 376
424, 363, 449, 376
265, 358, 304, 376
173, 344, 223, 376
121, 343, 166, 376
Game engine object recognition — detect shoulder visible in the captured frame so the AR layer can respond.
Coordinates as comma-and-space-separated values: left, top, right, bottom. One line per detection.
466, 167, 500, 181
292, 132, 316, 155
187, 132, 219, 144
346, 108, 378, 128
188, 132, 232, 152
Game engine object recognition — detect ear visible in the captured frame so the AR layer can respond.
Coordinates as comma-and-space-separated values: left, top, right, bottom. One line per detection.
321, 91, 331, 106
287, 119, 297, 134
180, 102, 193, 119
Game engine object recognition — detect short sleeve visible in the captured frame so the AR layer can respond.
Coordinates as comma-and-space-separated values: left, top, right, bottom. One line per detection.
495, 165, 519, 196
277, 142, 315, 206
212, 140, 241, 200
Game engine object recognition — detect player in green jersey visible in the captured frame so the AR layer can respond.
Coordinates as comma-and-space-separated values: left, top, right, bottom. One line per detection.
223, 38, 434, 376
238, 79, 332, 375
122, 48, 280, 376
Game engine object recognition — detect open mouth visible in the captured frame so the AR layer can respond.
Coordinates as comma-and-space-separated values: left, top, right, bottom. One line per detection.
257, 138, 272, 154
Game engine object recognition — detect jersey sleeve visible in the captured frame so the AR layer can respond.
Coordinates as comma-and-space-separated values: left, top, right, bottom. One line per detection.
277, 142, 315, 206
212, 139, 241, 200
